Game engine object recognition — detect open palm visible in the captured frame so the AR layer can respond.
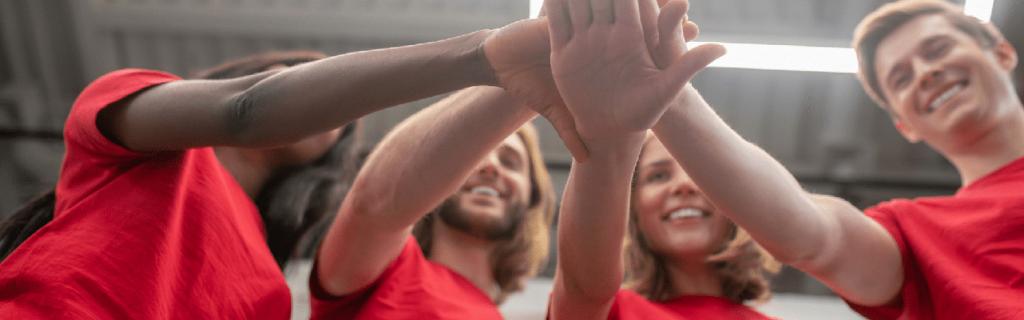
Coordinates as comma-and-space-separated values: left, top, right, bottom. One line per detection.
546, 0, 724, 142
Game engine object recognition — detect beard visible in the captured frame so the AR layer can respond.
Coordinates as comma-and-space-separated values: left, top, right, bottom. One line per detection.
435, 193, 527, 242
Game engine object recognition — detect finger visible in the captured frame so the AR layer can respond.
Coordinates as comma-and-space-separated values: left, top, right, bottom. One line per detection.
662, 43, 725, 88
639, 0, 660, 53
654, 0, 688, 68
614, 0, 642, 29
546, 0, 573, 47
568, 0, 593, 32
590, 0, 614, 25
683, 21, 700, 42
557, 119, 590, 163
545, 106, 591, 162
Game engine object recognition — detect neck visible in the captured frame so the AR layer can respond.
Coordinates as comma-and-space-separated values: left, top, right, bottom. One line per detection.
663, 256, 723, 299
214, 147, 274, 199
429, 219, 500, 301
944, 108, 1024, 186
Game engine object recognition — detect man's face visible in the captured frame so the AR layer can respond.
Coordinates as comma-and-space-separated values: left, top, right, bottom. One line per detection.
874, 14, 1018, 151
437, 133, 533, 240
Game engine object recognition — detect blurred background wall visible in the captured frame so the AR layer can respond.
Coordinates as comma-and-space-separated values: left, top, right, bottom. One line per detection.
2, 0, 1022, 318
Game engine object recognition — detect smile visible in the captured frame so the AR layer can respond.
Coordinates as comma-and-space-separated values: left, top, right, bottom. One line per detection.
926, 80, 967, 114
470, 186, 500, 198
663, 208, 707, 221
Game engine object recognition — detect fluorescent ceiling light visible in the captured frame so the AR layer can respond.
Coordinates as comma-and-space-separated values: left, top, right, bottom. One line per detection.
963, 0, 994, 22
689, 42, 857, 73
530, 0, 542, 18
527, 0, 995, 73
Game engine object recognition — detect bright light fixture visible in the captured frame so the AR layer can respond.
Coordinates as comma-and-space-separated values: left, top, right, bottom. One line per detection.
963, 0, 995, 22
530, 0, 542, 18
689, 42, 858, 74
527, 0, 996, 73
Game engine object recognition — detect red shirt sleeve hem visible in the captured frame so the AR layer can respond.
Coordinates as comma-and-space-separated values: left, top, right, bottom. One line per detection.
65, 68, 180, 159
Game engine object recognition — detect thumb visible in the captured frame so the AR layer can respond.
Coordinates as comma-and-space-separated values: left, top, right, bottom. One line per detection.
542, 105, 590, 162
661, 43, 725, 90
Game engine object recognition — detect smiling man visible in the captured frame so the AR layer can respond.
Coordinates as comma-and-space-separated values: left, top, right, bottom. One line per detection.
309, 86, 556, 319
631, 0, 1024, 319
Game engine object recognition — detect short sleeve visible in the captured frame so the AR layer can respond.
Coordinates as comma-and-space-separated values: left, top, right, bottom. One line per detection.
843, 201, 912, 319
64, 68, 180, 160
308, 236, 422, 319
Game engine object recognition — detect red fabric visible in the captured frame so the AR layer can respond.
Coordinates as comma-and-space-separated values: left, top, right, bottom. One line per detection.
310, 236, 501, 320
608, 289, 774, 320
0, 69, 291, 319
848, 156, 1024, 320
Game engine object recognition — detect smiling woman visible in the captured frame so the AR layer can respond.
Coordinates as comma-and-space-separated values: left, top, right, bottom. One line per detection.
624, 135, 780, 307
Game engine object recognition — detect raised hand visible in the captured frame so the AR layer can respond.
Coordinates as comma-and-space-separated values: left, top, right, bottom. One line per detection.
545, 0, 724, 142
482, 18, 589, 161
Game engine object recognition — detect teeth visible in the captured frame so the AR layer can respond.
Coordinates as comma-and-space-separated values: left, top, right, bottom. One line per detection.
929, 83, 964, 113
470, 186, 499, 197
666, 208, 704, 221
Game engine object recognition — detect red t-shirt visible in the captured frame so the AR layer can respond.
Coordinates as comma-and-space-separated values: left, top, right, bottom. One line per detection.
0, 69, 291, 319
309, 236, 501, 319
608, 289, 774, 320
848, 156, 1024, 319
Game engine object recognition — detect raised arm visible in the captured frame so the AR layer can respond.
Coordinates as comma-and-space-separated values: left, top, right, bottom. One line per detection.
652, 86, 904, 306
316, 86, 537, 296
99, 19, 587, 159
100, 31, 491, 151
546, 0, 723, 318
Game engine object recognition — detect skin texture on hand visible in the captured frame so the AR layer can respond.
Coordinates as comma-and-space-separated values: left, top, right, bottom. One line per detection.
483, 19, 589, 162
545, 0, 725, 143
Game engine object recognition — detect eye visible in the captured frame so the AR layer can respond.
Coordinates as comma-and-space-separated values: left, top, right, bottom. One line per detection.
499, 151, 523, 171
923, 40, 952, 60
644, 170, 670, 184
892, 71, 911, 90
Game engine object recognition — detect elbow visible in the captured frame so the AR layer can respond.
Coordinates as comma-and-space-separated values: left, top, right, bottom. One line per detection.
556, 267, 622, 305
224, 89, 260, 146
224, 88, 288, 148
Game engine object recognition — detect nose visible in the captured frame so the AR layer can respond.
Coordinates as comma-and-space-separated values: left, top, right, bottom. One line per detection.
670, 179, 700, 197
475, 155, 500, 180
919, 68, 945, 91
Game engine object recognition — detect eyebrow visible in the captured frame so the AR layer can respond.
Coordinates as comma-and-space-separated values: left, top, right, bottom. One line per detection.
640, 158, 674, 170
499, 144, 527, 162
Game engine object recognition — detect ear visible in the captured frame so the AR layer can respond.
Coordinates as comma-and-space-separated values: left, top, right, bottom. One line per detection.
892, 117, 921, 143
994, 39, 1018, 71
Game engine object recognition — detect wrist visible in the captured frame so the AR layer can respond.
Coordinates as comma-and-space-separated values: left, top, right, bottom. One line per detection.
581, 132, 646, 162
655, 84, 703, 131
457, 29, 500, 87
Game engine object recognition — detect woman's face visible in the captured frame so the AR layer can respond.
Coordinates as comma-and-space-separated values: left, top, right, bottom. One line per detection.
633, 137, 733, 261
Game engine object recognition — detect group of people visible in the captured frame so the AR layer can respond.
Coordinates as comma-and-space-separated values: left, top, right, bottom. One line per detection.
0, 0, 1021, 319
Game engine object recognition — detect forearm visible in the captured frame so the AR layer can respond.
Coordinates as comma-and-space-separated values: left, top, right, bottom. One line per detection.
317, 86, 533, 295
652, 86, 828, 264
233, 30, 496, 146
553, 135, 643, 317
350, 86, 534, 230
